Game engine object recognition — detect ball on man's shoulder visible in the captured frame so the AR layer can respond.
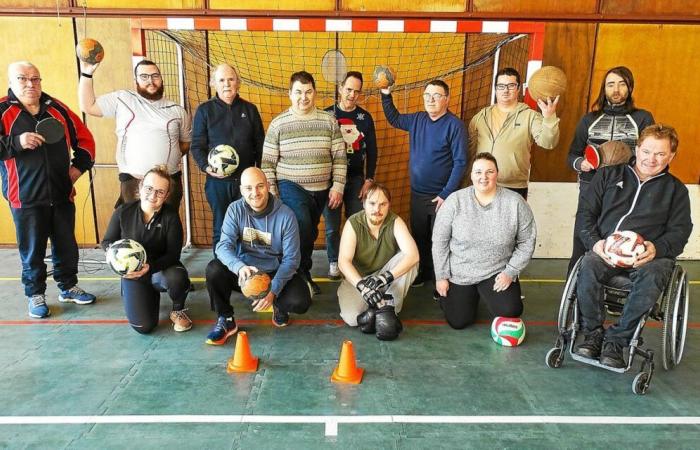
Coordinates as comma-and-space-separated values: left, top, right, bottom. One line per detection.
106, 238, 147, 277
490, 316, 526, 347
604, 230, 646, 268
373, 65, 397, 89
241, 272, 272, 301
76, 38, 105, 65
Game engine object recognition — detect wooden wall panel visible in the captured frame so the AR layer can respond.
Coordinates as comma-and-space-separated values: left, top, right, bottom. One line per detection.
602, 0, 700, 17
210, 0, 334, 10
2, 0, 68, 6
531, 22, 597, 183
0, 17, 96, 245
473, 0, 597, 14
75, 18, 135, 241
593, 24, 700, 184
342, 0, 464, 12
86, 0, 203, 8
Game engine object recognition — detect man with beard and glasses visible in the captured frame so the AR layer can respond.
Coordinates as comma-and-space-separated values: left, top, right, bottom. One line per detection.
78, 59, 192, 208
566, 66, 655, 273
336, 182, 419, 341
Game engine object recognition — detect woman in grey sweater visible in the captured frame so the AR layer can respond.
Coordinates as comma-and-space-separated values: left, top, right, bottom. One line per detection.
432, 152, 536, 329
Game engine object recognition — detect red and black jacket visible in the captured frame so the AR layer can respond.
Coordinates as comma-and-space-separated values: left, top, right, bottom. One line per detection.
0, 89, 95, 208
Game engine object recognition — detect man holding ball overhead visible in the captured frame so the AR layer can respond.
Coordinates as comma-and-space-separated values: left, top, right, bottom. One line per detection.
191, 63, 265, 249
574, 124, 691, 368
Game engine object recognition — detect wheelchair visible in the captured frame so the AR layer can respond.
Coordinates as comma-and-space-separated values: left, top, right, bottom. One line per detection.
545, 257, 690, 395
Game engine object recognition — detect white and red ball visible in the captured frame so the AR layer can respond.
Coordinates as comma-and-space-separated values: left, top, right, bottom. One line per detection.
604, 230, 646, 268
490, 317, 526, 347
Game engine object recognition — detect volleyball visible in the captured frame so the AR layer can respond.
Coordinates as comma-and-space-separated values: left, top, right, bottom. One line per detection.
76, 38, 105, 65
208, 144, 239, 177
527, 66, 567, 101
373, 65, 397, 89
604, 230, 646, 268
490, 317, 526, 347
106, 239, 147, 277
240, 272, 272, 301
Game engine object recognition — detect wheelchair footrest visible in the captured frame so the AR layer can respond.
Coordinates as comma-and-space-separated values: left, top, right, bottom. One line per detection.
570, 352, 628, 374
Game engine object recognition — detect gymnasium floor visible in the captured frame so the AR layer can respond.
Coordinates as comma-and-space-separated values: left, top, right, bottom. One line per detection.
0, 248, 698, 449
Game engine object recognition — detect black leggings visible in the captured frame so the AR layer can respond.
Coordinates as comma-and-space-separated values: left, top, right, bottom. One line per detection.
440, 274, 523, 329
205, 259, 312, 318
121, 263, 190, 334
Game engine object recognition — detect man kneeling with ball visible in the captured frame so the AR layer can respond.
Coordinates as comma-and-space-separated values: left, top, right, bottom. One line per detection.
337, 182, 419, 340
575, 124, 692, 368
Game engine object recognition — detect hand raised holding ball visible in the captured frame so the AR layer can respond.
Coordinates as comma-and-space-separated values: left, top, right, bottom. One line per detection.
374, 65, 396, 95
76, 38, 104, 76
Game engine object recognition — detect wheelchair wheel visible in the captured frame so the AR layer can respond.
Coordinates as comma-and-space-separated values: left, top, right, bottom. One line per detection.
558, 257, 581, 330
662, 267, 689, 370
545, 347, 563, 369
632, 371, 650, 395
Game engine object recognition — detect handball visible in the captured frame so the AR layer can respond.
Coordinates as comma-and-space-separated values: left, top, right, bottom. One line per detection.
241, 272, 272, 301
76, 38, 105, 65
604, 230, 646, 268
373, 65, 397, 89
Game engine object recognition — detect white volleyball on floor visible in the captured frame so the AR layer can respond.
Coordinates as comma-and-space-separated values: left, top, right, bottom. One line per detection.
490, 316, 526, 347
106, 239, 147, 277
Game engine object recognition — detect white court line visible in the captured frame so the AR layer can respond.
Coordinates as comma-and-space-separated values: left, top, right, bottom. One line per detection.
1, 415, 700, 436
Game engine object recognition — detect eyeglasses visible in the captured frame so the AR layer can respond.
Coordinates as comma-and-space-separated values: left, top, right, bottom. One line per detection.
495, 83, 519, 91
137, 73, 162, 82
422, 93, 447, 102
16, 76, 42, 84
142, 185, 168, 198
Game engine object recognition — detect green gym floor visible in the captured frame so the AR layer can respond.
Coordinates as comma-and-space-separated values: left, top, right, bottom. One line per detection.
0, 248, 698, 449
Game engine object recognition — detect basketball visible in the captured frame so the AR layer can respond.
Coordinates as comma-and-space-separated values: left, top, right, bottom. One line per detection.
75, 38, 105, 65
373, 65, 397, 89
527, 66, 567, 101
599, 140, 633, 167
604, 230, 646, 268
208, 144, 239, 177
106, 239, 147, 277
240, 272, 272, 301
490, 317, 526, 347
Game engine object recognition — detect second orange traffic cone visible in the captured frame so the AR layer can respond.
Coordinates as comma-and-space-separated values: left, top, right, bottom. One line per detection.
226, 331, 259, 373
331, 340, 364, 384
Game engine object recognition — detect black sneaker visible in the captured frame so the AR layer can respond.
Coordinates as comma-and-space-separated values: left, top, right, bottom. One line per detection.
575, 329, 604, 359
600, 341, 626, 368
309, 279, 321, 296
272, 305, 289, 328
411, 273, 424, 288
432, 289, 441, 301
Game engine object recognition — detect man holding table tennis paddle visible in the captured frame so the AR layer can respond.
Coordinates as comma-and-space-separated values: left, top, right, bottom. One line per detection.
566, 66, 655, 273
0, 61, 96, 318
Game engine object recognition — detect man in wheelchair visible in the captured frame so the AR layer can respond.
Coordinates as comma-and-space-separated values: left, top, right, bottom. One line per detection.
574, 124, 692, 368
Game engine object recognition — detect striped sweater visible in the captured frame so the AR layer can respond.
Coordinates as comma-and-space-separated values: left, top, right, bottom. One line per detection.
262, 107, 346, 195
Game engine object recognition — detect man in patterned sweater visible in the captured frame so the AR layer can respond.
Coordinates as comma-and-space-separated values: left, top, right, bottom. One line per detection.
262, 71, 346, 294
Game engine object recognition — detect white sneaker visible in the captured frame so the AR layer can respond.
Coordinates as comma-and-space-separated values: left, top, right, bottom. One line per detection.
328, 262, 341, 280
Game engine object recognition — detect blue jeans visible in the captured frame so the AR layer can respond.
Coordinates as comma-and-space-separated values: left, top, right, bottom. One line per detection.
278, 180, 328, 276
322, 175, 364, 263
10, 203, 79, 296
205, 176, 241, 249
576, 253, 675, 344
121, 263, 190, 334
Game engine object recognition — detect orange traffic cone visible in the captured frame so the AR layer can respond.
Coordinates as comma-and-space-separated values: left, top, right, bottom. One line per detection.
226, 331, 259, 373
331, 340, 364, 384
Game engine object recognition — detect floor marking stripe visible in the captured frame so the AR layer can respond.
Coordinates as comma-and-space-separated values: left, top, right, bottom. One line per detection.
1, 415, 700, 436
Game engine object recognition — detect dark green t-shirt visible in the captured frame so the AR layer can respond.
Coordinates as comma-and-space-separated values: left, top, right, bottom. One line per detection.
349, 210, 399, 276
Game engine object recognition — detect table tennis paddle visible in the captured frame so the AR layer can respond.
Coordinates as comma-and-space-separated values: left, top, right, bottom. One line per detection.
36, 117, 65, 145
584, 144, 600, 169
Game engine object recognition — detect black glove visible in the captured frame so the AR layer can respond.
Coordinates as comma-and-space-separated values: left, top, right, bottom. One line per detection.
356, 307, 377, 334
375, 304, 403, 341
356, 279, 382, 307
364, 271, 394, 292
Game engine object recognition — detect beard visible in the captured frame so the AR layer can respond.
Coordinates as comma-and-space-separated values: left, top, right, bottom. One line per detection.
368, 215, 385, 226
137, 83, 164, 101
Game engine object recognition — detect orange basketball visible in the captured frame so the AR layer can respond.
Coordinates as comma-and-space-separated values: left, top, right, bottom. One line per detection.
76, 38, 105, 65
240, 272, 272, 301
527, 66, 567, 101
373, 65, 397, 89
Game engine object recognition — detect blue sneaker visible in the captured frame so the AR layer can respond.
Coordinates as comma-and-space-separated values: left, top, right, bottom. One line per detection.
28, 294, 50, 319
205, 316, 238, 345
272, 305, 289, 328
58, 285, 96, 305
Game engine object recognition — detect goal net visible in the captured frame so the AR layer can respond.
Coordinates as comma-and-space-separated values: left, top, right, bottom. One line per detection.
139, 22, 535, 247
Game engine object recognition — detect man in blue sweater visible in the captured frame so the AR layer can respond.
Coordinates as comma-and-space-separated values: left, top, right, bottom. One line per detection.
381, 79, 468, 287
191, 64, 265, 249
204, 167, 311, 345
